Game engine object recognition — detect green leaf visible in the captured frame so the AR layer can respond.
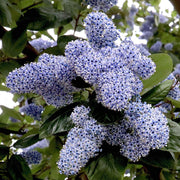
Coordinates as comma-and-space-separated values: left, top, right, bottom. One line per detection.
57, 35, 79, 55
2, 27, 27, 57
141, 53, 173, 95
161, 119, 180, 152
0, 60, 21, 77
0, 0, 12, 26
13, 134, 39, 148
62, 0, 82, 17
165, 97, 180, 108
7, 155, 33, 180
18, 7, 72, 31
0, 145, 9, 160
71, 76, 91, 88
141, 150, 175, 169
89, 100, 124, 124
0, 84, 10, 91
142, 80, 173, 105
86, 153, 127, 180
39, 103, 77, 138
160, 170, 176, 180
0, 105, 24, 121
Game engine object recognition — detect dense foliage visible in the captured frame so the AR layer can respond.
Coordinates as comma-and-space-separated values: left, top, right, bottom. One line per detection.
0, 0, 180, 180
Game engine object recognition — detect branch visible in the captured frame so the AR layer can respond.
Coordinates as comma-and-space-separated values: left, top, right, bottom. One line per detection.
170, 0, 180, 14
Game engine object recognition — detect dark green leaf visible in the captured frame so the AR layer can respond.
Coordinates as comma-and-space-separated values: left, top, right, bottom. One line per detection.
142, 80, 173, 105
2, 27, 27, 57
62, 0, 82, 17
141, 150, 175, 169
71, 76, 91, 88
57, 35, 79, 55
0, 145, 9, 160
86, 153, 127, 180
0, 105, 24, 121
13, 134, 39, 148
160, 170, 176, 180
0, 0, 12, 26
141, 53, 173, 95
161, 119, 180, 152
18, 7, 72, 31
8, 155, 33, 180
39, 103, 77, 138
0, 60, 20, 77
89, 100, 124, 124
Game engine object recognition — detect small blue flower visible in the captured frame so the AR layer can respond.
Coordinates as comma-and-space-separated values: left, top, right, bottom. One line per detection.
30, 38, 57, 52
19, 103, 44, 121
150, 41, 162, 53
85, 0, 117, 12
164, 43, 173, 51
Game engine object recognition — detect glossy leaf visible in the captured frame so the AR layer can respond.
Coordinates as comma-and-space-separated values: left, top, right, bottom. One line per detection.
7, 155, 33, 180
39, 103, 77, 138
0, 0, 12, 26
141, 53, 173, 95
0, 105, 24, 121
18, 7, 72, 31
0, 60, 20, 77
86, 152, 128, 180
0, 145, 9, 160
161, 119, 180, 152
89, 100, 124, 124
2, 27, 27, 57
142, 80, 173, 105
13, 134, 39, 148
141, 150, 175, 169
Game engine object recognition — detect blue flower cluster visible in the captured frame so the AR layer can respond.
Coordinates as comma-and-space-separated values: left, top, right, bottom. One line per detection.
85, 0, 117, 12
19, 139, 49, 165
164, 43, 173, 51
84, 12, 120, 49
66, 35, 155, 111
6, 53, 77, 107
150, 41, 162, 53
105, 101, 169, 162
140, 13, 168, 40
20, 151, 42, 165
58, 106, 106, 175
127, 5, 138, 29
19, 103, 44, 121
30, 38, 57, 52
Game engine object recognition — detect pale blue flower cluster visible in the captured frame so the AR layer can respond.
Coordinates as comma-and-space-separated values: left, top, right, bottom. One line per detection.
84, 12, 120, 49
106, 101, 169, 162
140, 13, 168, 40
29, 38, 57, 52
19, 103, 44, 121
58, 106, 106, 175
127, 5, 138, 29
6, 53, 77, 107
85, 0, 117, 12
150, 41, 162, 53
164, 43, 173, 51
19, 139, 49, 165
20, 151, 42, 165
